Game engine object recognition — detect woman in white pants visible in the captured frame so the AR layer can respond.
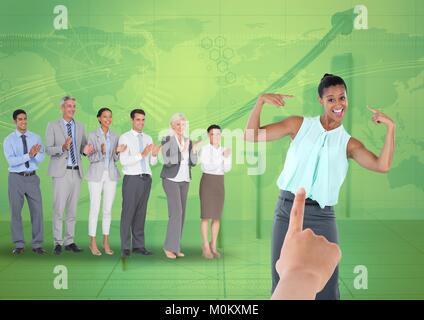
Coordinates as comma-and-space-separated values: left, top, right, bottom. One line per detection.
87, 108, 127, 256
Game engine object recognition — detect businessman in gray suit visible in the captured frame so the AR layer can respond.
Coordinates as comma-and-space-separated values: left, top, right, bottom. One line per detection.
45, 96, 94, 255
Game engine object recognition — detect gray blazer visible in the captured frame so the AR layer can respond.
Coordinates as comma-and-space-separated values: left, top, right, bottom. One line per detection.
86, 128, 120, 182
45, 119, 87, 178
160, 135, 198, 179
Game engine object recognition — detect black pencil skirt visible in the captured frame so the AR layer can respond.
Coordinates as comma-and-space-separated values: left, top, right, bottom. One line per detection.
271, 190, 340, 300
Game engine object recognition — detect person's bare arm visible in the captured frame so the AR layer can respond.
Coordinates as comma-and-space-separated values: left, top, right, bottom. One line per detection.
348, 106, 395, 173
244, 93, 302, 142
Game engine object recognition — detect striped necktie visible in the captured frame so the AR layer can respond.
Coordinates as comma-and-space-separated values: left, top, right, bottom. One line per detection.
66, 122, 77, 166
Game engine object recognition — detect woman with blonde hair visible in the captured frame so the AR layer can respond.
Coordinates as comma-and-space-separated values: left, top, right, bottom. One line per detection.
160, 113, 201, 259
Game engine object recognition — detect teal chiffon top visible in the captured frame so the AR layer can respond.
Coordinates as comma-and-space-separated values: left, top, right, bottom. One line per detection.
276, 116, 351, 208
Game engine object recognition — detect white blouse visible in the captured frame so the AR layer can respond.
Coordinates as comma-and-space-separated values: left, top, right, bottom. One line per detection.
200, 144, 232, 175
167, 135, 191, 182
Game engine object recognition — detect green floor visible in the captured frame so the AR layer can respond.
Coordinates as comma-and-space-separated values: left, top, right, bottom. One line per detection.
1, 220, 424, 299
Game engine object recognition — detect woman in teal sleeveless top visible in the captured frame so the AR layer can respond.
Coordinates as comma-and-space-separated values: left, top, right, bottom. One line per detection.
245, 74, 396, 300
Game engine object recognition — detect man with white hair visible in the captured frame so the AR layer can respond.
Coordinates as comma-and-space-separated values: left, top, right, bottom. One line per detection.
45, 96, 94, 255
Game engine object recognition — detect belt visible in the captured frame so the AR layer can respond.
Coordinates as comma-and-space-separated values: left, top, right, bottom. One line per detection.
14, 171, 36, 177
67, 166, 79, 170
280, 190, 323, 207
124, 173, 151, 178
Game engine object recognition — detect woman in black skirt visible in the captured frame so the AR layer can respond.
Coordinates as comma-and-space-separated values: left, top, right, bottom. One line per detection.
244, 74, 396, 299
199, 125, 232, 259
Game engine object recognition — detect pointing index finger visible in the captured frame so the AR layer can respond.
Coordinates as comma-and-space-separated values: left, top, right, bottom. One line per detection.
287, 187, 306, 236
367, 105, 377, 114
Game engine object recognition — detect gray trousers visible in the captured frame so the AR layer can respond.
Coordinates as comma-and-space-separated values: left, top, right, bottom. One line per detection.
52, 169, 82, 246
8, 173, 44, 249
162, 179, 189, 253
271, 190, 340, 300
120, 175, 152, 251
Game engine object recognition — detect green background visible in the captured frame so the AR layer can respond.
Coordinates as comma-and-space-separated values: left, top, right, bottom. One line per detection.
0, 0, 423, 299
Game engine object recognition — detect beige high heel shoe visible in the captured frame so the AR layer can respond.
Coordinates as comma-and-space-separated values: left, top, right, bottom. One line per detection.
163, 248, 177, 259
89, 245, 102, 256
202, 244, 213, 259
210, 242, 221, 258
103, 245, 114, 256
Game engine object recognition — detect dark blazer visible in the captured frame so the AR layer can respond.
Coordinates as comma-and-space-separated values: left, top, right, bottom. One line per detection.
160, 135, 197, 179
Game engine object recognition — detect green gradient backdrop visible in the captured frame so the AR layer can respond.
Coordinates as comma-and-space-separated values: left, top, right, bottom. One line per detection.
0, 0, 423, 299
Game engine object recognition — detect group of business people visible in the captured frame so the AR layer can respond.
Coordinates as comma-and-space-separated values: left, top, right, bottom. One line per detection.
3, 96, 232, 259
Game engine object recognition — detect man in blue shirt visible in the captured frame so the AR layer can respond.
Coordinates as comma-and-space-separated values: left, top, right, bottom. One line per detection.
3, 109, 46, 255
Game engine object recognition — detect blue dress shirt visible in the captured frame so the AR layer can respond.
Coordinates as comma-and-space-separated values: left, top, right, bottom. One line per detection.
3, 130, 45, 172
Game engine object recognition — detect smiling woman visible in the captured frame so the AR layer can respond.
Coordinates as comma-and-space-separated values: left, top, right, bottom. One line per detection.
86, 107, 128, 257
318, 74, 348, 123
244, 73, 396, 300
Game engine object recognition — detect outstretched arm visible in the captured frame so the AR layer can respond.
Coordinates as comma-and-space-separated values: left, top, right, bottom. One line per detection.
348, 106, 395, 173
244, 93, 301, 142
